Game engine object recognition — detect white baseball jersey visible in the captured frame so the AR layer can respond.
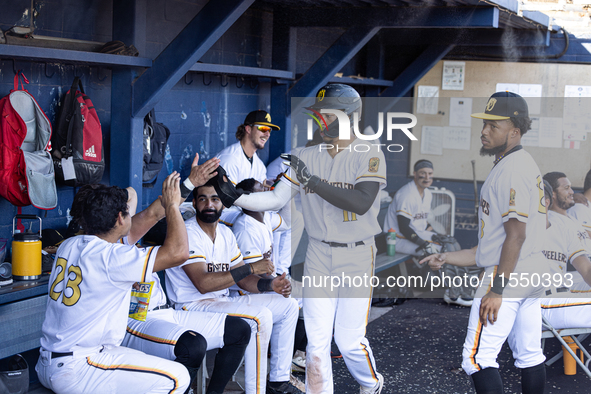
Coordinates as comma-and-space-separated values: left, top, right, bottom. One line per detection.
542, 212, 586, 286
40, 235, 158, 353
475, 149, 546, 271
165, 216, 242, 305
232, 211, 287, 264
548, 210, 591, 292
383, 180, 432, 239
567, 203, 591, 232
280, 139, 387, 243
216, 141, 266, 184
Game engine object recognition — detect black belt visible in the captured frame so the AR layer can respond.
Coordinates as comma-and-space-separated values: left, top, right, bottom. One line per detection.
545, 287, 569, 296
51, 352, 73, 359
322, 240, 365, 248
152, 304, 171, 311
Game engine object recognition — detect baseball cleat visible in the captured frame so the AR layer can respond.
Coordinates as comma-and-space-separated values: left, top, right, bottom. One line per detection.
443, 292, 473, 307
291, 350, 306, 373
266, 380, 304, 394
360, 372, 384, 394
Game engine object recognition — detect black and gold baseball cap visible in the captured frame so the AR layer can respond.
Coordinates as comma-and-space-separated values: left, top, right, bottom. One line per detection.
244, 110, 280, 130
471, 91, 529, 120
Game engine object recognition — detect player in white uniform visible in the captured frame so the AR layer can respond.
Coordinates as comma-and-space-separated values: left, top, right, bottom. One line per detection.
231, 84, 386, 394
165, 181, 301, 394
421, 92, 547, 394
567, 169, 591, 238
533, 179, 591, 330
36, 174, 191, 394
120, 155, 252, 394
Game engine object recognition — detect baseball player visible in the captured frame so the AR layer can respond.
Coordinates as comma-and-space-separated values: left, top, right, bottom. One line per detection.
567, 169, 591, 237
228, 84, 386, 394
422, 92, 547, 394
36, 174, 190, 394
543, 172, 591, 293
535, 180, 591, 330
165, 180, 302, 394
383, 159, 476, 306
121, 154, 252, 394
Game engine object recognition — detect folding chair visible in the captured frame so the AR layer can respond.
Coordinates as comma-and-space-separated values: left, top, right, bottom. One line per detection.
541, 315, 591, 379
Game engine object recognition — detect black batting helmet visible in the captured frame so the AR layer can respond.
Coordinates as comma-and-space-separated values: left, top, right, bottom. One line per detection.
307, 84, 361, 138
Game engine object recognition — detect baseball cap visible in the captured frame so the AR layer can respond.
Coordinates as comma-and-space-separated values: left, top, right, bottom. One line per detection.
244, 110, 280, 130
471, 91, 529, 120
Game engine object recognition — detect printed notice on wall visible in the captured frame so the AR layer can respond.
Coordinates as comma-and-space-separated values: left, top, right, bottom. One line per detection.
420, 126, 443, 155
417, 85, 439, 114
538, 117, 563, 148
442, 61, 465, 91
443, 127, 471, 150
449, 98, 472, 127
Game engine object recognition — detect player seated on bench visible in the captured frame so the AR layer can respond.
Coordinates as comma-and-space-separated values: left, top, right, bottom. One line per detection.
540, 174, 591, 330
164, 178, 302, 394
36, 173, 191, 394
121, 154, 252, 394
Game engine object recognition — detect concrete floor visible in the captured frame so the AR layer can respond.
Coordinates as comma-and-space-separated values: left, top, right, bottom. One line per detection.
28, 298, 590, 393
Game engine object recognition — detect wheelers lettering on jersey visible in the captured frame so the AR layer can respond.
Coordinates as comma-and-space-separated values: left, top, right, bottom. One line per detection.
207, 263, 230, 272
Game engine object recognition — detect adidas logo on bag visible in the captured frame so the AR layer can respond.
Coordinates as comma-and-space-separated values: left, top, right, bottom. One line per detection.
85, 145, 97, 158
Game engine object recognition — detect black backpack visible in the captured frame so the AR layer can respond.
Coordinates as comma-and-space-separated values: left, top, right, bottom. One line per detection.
143, 109, 170, 186
52, 77, 105, 186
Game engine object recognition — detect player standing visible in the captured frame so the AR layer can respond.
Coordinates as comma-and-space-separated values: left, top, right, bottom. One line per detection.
229, 84, 386, 394
567, 169, 591, 237
36, 174, 190, 394
461, 92, 547, 394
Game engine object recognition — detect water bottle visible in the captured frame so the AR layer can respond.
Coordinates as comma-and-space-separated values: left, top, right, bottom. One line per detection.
164, 144, 173, 174
387, 228, 397, 256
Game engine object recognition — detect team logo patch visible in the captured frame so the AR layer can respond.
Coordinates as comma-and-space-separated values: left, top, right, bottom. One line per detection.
368, 157, 379, 173
317, 89, 326, 101
509, 188, 516, 206
265, 113, 272, 123
486, 98, 497, 112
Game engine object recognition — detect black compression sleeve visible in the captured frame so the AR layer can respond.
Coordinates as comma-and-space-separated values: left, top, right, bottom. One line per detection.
257, 278, 273, 293
230, 264, 252, 284
397, 215, 426, 246
312, 181, 380, 215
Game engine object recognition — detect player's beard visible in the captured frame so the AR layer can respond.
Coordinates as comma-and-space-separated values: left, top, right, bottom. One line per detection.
196, 208, 223, 223
480, 135, 508, 157
555, 195, 575, 210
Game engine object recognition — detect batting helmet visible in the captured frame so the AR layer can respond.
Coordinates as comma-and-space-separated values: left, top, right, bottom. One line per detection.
307, 84, 361, 138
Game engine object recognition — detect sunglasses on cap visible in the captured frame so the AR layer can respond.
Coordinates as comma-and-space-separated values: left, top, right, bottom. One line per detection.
251, 124, 272, 132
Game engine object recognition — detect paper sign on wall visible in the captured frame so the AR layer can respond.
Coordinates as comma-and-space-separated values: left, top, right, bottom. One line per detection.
442, 61, 465, 91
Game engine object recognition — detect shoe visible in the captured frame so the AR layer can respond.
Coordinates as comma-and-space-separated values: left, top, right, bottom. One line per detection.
443, 292, 473, 307
266, 380, 304, 394
291, 350, 306, 373
360, 372, 384, 394
289, 374, 306, 392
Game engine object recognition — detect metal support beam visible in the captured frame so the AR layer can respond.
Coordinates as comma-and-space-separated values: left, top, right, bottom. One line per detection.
287, 7, 500, 29
289, 25, 380, 102
110, 1, 146, 194
132, 0, 255, 118
271, 10, 297, 156
380, 28, 550, 47
380, 44, 454, 112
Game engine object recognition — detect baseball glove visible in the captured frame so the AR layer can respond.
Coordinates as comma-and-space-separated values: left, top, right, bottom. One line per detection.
209, 165, 242, 208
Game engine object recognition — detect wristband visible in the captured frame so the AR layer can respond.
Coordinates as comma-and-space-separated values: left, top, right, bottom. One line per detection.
257, 278, 273, 293
180, 178, 196, 199
306, 175, 321, 190
490, 275, 506, 295
230, 264, 253, 284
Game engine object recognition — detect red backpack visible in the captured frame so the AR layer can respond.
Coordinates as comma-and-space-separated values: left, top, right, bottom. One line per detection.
0, 71, 57, 209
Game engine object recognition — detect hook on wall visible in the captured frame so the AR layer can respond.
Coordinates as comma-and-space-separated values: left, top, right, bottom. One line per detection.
97, 67, 108, 82
220, 74, 229, 87
236, 76, 244, 89
45, 63, 56, 78
202, 73, 212, 86
248, 77, 259, 89
184, 73, 193, 85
